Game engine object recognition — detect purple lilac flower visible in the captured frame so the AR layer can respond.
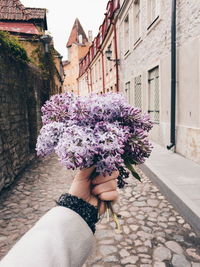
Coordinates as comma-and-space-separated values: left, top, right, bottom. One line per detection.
36, 92, 153, 178
55, 125, 96, 170
96, 154, 123, 175
41, 92, 76, 125
93, 122, 131, 175
36, 122, 66, 157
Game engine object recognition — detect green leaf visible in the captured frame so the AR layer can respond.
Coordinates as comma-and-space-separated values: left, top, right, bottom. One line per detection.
124, 159, 141, 182
128, 158, 139, 165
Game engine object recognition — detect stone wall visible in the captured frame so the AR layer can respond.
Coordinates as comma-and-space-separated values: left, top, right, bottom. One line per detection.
0, 51, 49, 192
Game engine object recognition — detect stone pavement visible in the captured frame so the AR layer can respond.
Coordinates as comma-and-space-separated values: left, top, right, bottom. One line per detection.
0, 155, 200, 267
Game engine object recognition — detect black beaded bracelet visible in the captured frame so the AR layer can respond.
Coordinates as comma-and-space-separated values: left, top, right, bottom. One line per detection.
56, 193, 99, 234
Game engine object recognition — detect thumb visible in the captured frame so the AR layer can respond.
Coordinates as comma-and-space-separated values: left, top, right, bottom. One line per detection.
75, 166, 96, 181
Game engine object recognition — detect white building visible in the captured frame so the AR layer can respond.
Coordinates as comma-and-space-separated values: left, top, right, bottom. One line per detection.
118, 0, 200, 164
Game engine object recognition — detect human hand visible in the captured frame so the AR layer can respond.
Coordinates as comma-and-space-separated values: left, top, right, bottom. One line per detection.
69, 166, 119, 214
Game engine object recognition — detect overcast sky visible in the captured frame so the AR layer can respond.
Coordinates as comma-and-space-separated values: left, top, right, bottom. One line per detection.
21, 0, 108, 59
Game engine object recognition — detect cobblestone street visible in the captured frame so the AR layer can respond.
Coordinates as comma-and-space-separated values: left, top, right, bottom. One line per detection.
0, 155, 200, 267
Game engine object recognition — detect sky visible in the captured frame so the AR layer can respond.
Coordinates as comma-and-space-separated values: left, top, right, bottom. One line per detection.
21, 0, 109, 59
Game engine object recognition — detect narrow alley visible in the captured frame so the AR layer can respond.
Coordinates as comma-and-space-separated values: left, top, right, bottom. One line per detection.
1, 0, 200, 266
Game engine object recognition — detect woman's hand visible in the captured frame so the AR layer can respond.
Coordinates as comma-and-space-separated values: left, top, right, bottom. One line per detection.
69, 167, 119, 214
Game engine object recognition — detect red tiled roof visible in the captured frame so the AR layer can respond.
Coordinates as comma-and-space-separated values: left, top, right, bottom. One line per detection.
25, 7, 46, 20
67, 18, 88, 47
0, 0, 46, 22
0, 21, 40, 34
0, 0, 30, 20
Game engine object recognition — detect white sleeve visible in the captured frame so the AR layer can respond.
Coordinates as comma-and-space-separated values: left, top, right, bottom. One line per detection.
0, 206, 94, 267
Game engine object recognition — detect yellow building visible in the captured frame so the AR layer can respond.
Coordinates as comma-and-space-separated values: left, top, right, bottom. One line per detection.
63, 18, 91, 94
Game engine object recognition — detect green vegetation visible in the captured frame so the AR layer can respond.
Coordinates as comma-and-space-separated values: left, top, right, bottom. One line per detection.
0, 31, 29, 63
31, 45, 55, 79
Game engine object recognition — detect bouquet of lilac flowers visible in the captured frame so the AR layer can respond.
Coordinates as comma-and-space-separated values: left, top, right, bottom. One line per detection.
36, 92, 153, 188
36, 92, 153, 229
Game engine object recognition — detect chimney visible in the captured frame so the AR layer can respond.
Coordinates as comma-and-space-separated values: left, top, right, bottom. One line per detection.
88, 30, 93, 43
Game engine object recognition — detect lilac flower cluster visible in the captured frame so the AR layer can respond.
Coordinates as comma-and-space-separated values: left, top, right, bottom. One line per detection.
36, 122, 65, 157
36, 92, 153, 179
41, 93, 75, 125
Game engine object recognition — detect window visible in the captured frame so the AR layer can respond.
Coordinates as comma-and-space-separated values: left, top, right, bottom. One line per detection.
134, 75, 142, 108
148, 67, 159, 123
134, 0, 141, 43
148, 0, 159, 27
124, 14, 130, 55
125, 82, 131, 103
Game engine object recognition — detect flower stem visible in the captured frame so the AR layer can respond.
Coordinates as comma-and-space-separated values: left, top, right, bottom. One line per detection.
105, 201, 121, 232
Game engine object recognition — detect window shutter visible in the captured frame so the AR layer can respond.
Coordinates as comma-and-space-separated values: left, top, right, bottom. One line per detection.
134, 75, 142, 109
148, 67, 159, 122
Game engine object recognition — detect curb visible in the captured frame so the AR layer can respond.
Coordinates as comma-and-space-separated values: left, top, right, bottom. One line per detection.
140, 164, 200, 236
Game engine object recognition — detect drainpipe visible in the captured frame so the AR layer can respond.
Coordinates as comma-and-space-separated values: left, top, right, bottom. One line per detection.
101, 51, 106, 93
112, 22, 119, 92
167, 0, 177, 150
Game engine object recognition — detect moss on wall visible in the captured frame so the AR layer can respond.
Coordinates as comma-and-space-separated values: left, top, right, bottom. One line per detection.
0, 31, 29, 63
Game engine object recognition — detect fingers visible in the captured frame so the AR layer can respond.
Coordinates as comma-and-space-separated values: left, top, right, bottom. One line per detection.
92, 180, 117, 195
92, 170, 119, 202
92, 170, 119, 185
98, 190, 118, 202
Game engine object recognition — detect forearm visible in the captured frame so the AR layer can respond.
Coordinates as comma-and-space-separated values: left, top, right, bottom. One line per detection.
0, 168, 118, 267
0, 207, 94, 267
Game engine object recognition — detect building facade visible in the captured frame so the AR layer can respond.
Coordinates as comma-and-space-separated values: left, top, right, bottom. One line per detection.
118, 0, 200, 164
78, 0, 120, 95
63, 18, 91, 94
